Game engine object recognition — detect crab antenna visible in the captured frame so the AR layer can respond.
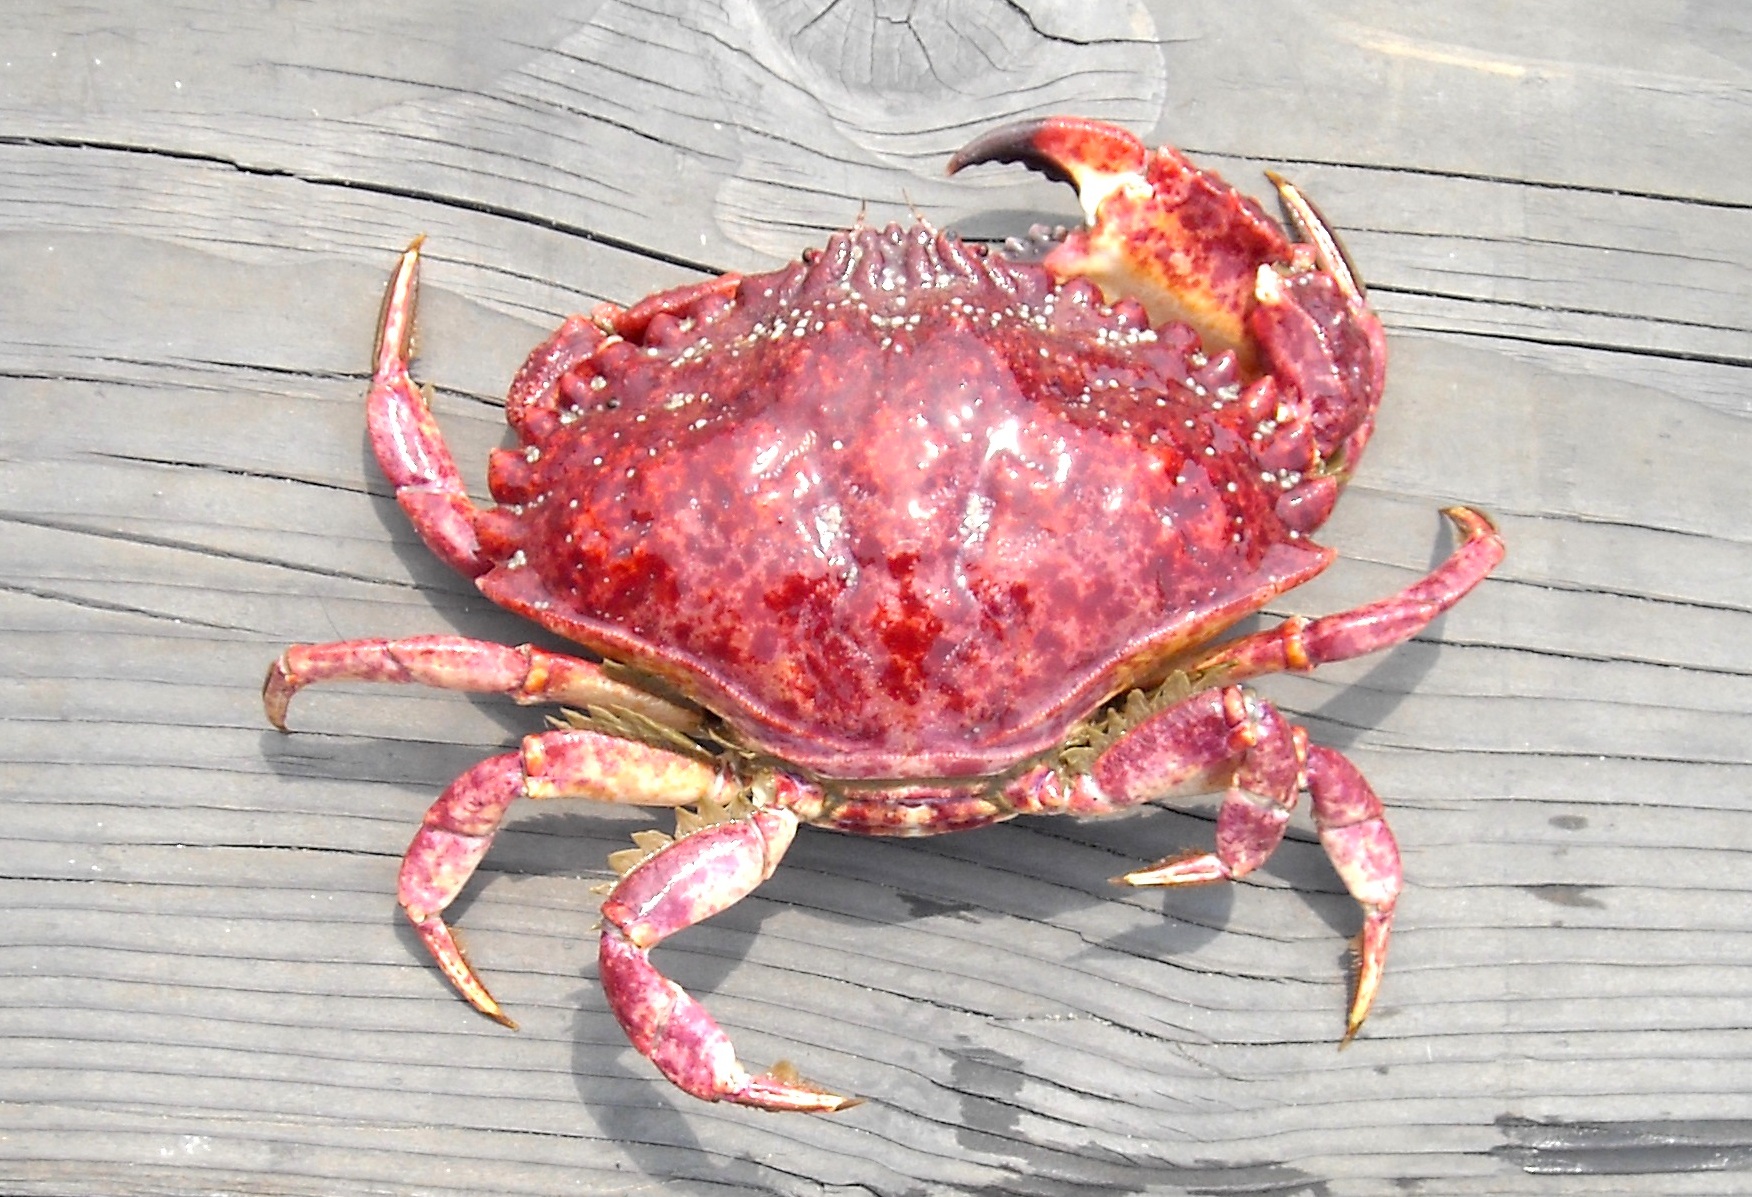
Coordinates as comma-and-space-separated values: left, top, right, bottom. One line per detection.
901, 188, 927, 225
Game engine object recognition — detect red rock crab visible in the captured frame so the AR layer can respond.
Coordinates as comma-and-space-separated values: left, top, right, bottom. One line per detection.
265, 116, 1503, 1111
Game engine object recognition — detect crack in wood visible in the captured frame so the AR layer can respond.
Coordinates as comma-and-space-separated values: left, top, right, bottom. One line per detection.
1370, 282, 1749, 338
1211, 147, 1752, 212
0, 581, 258, 633
86, 451, 372, 498
1, 512, 420, 590
1393, 321, 1752, 370
0, 134, 727, 276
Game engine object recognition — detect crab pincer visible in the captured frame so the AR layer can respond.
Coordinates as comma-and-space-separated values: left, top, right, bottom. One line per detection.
950, 114, 1387, 482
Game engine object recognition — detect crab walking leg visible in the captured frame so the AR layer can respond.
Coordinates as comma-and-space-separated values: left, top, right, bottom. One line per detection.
367, 238, 489, 578
263, 635, 700, 734
1111, 692, 1305, 887
1010, 687, 1305, 883
1001, 682, 1297, 886
1008, 686, 1286, 820
1103, 705, 1404, 1038
1006, 686, 1402, 1040
397, 727, 730, 1027
1192, 506, 1504, 687
598, 810, 857, 1112
1305, 745, 1401, 1043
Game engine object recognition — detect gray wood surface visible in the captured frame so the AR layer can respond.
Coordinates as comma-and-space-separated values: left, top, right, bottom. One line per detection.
3, 2, 1747, 1194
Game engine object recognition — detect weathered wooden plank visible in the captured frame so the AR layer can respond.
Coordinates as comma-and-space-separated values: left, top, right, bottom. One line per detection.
2, 1, 1748, 1194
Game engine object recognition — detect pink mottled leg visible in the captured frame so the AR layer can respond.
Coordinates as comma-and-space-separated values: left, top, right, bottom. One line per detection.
396, 727, 729, 1027
1304, 745, 1401, 1043
1007, 687, 1303, 883
1005, 685, 1403, 1041
366, 239, 488, 578
1114, 692, 1306, 888
1009, 687, 1276, 817
1192, 506, 1504, 687
598, 807, 857, 1111
400, 753, 524, 1025
263, 634, 698, 733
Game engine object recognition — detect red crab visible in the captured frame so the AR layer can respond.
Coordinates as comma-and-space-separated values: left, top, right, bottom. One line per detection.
266, 116, 1503, 1111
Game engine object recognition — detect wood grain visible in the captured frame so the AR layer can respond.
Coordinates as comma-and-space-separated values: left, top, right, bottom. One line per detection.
2, 1, 1747, 1193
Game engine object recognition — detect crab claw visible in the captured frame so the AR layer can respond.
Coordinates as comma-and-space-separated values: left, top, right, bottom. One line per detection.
950, 116, 1387, 478
597, 807, 860, 1112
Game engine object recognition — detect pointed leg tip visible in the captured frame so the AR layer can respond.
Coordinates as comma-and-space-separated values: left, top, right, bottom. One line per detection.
1441, 504, 1499, 538
1341, 911, 1392, 1045
1339, 975, 1367, 1048
410, 911, 513, 1029
262, 661, 296, 731
391, 237, 424, 285
1110, 865, 1164, 888
1113, 852, 1230, 889
740, 1074, 862, 1113
457, 978, 515, 1029
732, 1058, 861, 1113
776, 1089, 864, 1115
375, 239, 425, 371
1339, 992, 1373, 1049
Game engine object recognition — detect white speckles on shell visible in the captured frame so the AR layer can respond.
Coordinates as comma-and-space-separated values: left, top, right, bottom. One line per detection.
544, 223, 1308, 552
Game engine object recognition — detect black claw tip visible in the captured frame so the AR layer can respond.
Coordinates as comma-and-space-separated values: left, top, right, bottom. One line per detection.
946, 118, 1071, 184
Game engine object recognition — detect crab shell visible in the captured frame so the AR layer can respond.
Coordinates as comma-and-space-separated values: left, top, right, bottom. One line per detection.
474, 199, 1359, 784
